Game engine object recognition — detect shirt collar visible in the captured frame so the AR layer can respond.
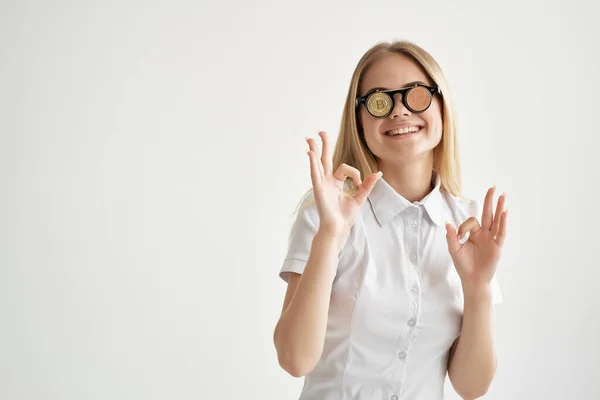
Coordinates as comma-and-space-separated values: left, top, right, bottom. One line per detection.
367, 170, 445, 228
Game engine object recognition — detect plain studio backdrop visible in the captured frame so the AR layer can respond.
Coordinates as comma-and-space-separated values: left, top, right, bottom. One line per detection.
2, 0, 599, 399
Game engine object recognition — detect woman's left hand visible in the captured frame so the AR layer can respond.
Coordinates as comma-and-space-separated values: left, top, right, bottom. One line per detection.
445, 186, 508, 289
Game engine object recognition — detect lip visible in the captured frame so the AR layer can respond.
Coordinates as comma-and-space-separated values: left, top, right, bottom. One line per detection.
385, 129, 421, 139
382, 121, 425, 135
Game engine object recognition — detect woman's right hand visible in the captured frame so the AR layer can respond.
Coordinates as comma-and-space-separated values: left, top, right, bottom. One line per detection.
306, 131, 383, 240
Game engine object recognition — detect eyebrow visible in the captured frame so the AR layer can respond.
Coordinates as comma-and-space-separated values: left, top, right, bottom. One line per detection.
364, 80, 428, 95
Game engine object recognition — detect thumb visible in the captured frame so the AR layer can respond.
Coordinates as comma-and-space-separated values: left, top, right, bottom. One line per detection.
445, 221, 460, 256
352, 171, 383, 206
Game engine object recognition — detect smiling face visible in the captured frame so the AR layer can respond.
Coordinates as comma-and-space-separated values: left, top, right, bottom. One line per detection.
358, 53, 443, 166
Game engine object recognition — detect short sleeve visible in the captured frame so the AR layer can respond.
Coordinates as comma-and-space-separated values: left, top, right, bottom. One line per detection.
279, 198, 321, 283
472, 199, 504, 305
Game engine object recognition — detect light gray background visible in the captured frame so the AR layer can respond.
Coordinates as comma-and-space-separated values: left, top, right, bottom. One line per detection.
2, 0, 599, 399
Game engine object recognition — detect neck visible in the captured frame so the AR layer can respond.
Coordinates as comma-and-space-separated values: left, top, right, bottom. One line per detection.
377, 153, 435, 203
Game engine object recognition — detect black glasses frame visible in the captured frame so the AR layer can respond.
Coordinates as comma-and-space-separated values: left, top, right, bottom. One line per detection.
355, 83, 440, 118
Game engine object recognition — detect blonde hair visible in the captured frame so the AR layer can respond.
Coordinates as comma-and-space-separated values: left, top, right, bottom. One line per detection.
289, 40, 465, 239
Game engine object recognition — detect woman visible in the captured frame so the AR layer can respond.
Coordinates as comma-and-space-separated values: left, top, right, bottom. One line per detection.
273, 40, 508, 400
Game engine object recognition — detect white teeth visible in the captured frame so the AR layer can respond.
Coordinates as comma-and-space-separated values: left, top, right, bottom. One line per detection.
386, 126, 421, 136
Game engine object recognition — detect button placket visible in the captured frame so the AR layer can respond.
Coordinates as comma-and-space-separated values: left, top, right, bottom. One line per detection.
405, 207, 420, 334
406, 207, 419, 264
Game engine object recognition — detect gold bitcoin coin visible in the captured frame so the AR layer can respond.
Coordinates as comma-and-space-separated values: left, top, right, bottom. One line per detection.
366, 92, 392, 117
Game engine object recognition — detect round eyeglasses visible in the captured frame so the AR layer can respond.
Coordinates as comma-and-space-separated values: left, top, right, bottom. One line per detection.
355, 83, 440, 118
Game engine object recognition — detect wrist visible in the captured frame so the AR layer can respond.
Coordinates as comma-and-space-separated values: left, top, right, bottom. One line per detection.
314, 229, 346, 250
462, 282, 493, 304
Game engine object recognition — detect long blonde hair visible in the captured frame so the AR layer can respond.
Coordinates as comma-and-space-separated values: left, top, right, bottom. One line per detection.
290, 40, 465, 231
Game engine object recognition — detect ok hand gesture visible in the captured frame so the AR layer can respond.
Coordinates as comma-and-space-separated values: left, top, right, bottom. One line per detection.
306, 131, 383, 239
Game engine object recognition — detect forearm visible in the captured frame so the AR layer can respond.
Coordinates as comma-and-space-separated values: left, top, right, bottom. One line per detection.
274, 230, 343, 377
448, 284, 497, 399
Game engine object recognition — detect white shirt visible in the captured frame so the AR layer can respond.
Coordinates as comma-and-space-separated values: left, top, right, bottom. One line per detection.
279, 171, 503, 400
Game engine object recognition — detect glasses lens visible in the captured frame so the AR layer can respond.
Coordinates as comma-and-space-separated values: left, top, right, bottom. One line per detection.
405, 86, 432, 112
366, 92, 393, 117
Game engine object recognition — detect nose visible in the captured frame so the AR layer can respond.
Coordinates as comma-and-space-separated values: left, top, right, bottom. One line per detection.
389, 93, 411, 119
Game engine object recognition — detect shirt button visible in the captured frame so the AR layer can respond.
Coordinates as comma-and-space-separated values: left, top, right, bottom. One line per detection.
407, 318, 416, 327
397, 351, 407, 360
411, 301, 418, 309
410, 219, 417, 228
391, 395, 399, 400
411, 285, 418, 294
409, 253, 417, 261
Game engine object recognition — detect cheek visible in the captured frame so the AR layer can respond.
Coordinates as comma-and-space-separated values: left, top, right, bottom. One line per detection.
359, 110, 381, 136
424, 104, 443, 135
